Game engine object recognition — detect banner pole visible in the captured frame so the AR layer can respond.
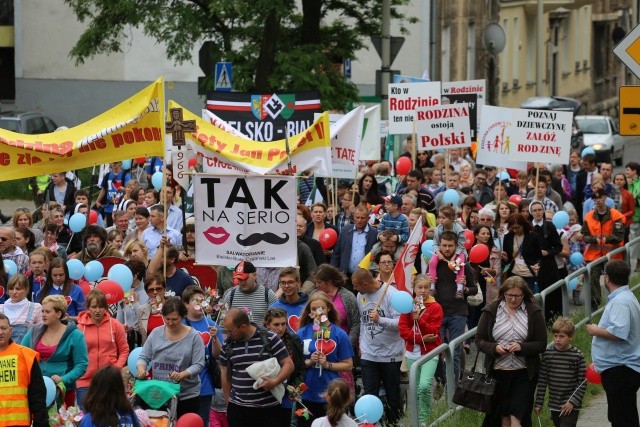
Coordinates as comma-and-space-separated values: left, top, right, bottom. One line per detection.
162, 164, 168, 279
411, 120, 417, 168
444, 149, 450, 189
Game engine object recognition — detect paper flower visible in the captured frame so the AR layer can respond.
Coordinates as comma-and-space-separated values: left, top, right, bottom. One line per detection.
165, 289, 176, 298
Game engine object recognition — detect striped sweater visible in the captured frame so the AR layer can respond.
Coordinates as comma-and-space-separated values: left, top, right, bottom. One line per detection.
535, 343, 587, 411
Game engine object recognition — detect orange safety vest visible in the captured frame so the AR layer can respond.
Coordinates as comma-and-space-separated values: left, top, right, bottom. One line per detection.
0, 342, 38, 426
583, 208, 625, 261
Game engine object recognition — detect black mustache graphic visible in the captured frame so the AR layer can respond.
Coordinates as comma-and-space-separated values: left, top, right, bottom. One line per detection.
236, 232, 290, 246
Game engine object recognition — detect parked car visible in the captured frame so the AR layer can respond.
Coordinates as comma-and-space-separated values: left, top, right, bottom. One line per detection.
0, 111, 58, 134
520, 96, 584, 151
574, 115, 626, 165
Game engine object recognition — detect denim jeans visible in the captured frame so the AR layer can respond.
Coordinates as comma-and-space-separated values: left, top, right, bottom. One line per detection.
360, 359, 403, 424
76, 387, 88, 410
406, 357, 438, 425
440, 315, 467, 381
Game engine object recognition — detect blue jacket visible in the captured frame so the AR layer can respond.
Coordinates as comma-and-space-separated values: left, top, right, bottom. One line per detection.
330, 224, 378, 274
22, 322, 88, 390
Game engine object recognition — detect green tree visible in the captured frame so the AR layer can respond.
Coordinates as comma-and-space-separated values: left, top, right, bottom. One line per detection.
64, 0, 416, 111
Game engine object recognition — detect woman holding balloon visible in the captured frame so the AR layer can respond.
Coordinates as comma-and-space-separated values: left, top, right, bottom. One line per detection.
22, 294, 89, 408
75, 288, 129, 409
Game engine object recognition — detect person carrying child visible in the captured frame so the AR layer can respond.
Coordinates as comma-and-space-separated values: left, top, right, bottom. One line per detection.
429, 205, 467, 298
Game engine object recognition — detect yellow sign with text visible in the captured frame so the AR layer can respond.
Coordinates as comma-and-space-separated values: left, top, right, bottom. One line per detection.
619, 86, 640, 136
0, 79, 165, 180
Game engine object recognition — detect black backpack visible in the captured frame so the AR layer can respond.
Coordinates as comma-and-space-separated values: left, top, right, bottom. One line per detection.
223, 325, 273, 380
185, 318, 222, 389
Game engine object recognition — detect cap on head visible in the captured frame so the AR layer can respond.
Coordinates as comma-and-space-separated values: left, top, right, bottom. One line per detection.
385, 194, 403, 207
233, 261, 256, 284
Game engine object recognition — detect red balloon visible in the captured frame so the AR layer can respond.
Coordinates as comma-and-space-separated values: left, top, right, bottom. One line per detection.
78, 280, 92, 298
395, 156, 412, 175
508, 194, 523, 205
319, 228, 338, 250
88, 210, 99, 225
188, 158, 197, 168
96, 280, 124, 304
586, 363, 602, 384
176, 413, 203, 427
463, 229, 474, 251
469, 244, 490, 264
135, 157, 146, 165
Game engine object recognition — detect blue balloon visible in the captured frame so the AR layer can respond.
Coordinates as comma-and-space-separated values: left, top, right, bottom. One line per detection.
128, 347, 145, 376
151, 171, 164, 190
498, 171, 510, 181
581, 147, 595, 157
390, 290, 414, 314
43, 376, 56, 407
421, 240, 435, 258
67, 259, 85, 280
122, 159, 132, 170
567, 277, 579, 291
108, 264, 134, 293
68, 212, 87, 233
3, 260, 17, 276
442, 189, 460, 206
552, 211, 570, 229
355, 394, 384, 424
84, 260, 104, 282
569, 252, 584, 266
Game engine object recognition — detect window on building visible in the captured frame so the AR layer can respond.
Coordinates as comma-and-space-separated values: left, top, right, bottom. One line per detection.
441, 26, 451, 82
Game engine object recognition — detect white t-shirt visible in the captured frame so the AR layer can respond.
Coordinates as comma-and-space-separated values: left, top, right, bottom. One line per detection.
311, 414, 358, 427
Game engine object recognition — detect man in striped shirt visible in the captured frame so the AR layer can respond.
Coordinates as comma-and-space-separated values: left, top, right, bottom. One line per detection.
534, 317, 586, 426
220, 261, 277, 324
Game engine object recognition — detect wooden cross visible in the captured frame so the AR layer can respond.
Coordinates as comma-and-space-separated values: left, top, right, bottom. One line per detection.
165, 108, 196, 147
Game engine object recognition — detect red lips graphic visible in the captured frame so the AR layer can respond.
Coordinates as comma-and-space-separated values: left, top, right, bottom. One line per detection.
203, 226, 231, 245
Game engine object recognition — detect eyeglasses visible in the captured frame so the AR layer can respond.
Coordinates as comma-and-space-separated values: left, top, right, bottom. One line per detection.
279, 280, 298, 287
15, 207, 30, 213
505, 293, 524, 299
147, 287, 164, 294
379, 260, 394, 265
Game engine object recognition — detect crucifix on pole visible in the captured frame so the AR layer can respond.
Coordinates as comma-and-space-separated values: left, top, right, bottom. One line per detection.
166, 108, 197, 146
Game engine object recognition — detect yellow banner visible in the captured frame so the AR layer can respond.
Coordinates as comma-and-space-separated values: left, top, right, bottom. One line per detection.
168, 100, 331, 175
0, 79, 165, 180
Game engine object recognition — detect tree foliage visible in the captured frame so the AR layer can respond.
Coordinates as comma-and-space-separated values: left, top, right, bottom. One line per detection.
64, 0, 416, 111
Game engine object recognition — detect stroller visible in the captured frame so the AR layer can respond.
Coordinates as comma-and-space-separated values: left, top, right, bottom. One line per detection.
130, 379, 179, 427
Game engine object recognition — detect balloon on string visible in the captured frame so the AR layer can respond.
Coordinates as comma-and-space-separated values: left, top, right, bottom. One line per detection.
569, 252, 584, 266
442, 189, 460, 206
567, 277, 579, 291
78, 280, 92, 298
108, 264, 134, 293
84, 260, 104, 282
176, 413, 203, 427
67, 259, 85, 281
135, 157, 146, 165
3, 260, 17, 276
354, 394, 384, 424
508, 194, 523, 205
43, 376, 56, 407
319, 229, 338, 250
121, 159, 132, 170
88, 210, 99, 225
151, 172, 164, 190
586, 363, 602, 384
469, 244, 490, 263
128, 347, 145, 376
552, 211, 570, 229
96, 280, 125, 304
498, 171, 510, 181
68, 213, 87, 233
581, 147, 596, 157
421, 240, 435, 258
463, 229, 474, 251
395, 157, 412, 175
390, 291, 414, 314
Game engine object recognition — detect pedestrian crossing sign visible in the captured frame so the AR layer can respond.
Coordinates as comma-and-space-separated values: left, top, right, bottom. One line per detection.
215, 62, 233, 92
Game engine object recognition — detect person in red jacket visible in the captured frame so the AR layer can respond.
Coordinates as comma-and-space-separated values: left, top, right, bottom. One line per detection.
76, 288, 129, 409
398, 274, 443, 425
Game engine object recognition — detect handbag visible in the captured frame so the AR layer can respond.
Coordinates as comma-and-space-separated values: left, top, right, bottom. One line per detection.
466, 283, 483, 306
452, 351, 496, 413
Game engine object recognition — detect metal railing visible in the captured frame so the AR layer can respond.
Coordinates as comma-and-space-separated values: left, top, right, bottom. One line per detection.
407, 237, 640, 427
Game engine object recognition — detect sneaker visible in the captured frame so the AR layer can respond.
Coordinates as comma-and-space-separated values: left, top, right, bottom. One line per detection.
433, 381, 444, 400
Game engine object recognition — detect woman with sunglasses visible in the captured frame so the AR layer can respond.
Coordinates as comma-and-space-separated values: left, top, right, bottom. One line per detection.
134, 275, 169, 344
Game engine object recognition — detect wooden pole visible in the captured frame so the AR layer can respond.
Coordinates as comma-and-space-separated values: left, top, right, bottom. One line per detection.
162, 165, 168, 279
411, 122, 417, 168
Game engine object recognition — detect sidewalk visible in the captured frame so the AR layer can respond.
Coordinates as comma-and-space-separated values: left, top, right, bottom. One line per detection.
576, 392, 640, 426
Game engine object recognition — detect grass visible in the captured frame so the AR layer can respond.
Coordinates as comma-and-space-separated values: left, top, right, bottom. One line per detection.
0, 167, 96, 201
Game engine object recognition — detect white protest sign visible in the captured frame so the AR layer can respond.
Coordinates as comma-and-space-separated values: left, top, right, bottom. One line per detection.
476, 105, 527, 169
194, 174, 297, 267
442, 79, 486, 141
415, 103, 471, 150
360, 105, 381, 160
315, 107, 364, 178
171, 149, 190, 190
509, 109, 573, 164
388, 81, 441, 134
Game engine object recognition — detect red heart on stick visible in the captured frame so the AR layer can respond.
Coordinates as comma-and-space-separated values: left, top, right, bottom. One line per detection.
315, 339, 336, 355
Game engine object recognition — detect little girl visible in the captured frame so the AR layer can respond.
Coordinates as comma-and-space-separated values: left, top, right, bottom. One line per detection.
429, 205, 467, 297
38, 257, 86, 320
310, 379, 357, 427
398, 275, 443, 426
0, 274, 43, 343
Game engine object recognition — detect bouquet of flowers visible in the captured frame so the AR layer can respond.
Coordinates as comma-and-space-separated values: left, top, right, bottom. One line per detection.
49, 406, 83, 427
448, 257, 464, 273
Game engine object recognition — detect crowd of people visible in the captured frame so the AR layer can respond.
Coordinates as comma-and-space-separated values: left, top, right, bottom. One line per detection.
0, 146, 639, 427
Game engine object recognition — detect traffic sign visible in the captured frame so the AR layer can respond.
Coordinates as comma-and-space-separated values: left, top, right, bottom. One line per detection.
214, 62, 233, 92
613, 23, 640, 78
343, 59, 352, 78
619, 86, 640, 135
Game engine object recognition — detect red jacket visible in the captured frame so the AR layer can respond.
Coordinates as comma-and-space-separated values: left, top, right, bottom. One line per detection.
398, 300, 443, 355
620, 188, 635, 227
76, 310, 129, 388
